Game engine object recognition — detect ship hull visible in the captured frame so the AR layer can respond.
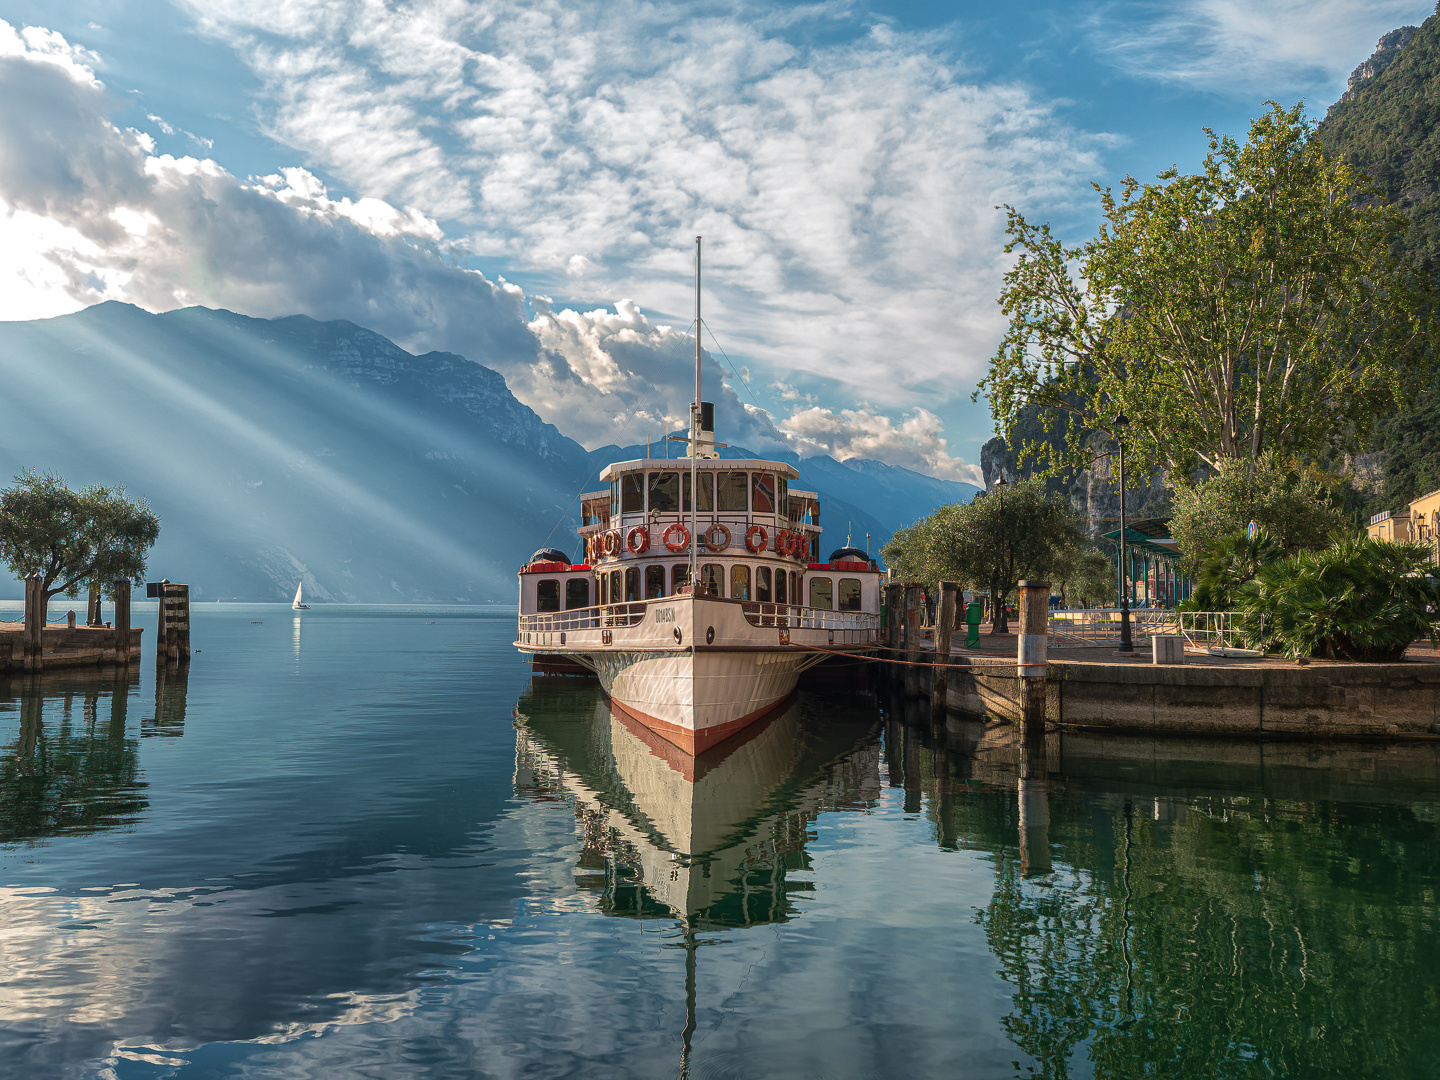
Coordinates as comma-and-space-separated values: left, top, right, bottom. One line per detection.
517, 594, 875, 755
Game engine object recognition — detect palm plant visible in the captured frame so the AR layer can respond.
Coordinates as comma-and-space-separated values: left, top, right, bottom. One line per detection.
1238, 532, 1440, 661
1183, 527, 1284, 612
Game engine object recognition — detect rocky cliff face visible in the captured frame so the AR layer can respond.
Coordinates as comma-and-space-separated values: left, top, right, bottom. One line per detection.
982, 434, 1169, 541
1330, 25, 1419, 115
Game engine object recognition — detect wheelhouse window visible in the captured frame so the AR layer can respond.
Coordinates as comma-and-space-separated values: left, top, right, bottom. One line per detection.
621, 473, 644, 514
673, 564, 691, 592
731, 564, 751, 601
699, 564, 724, 596
756, 566, 772, 602
752, 472, 775, 514
566, 579, 590, 610
536, 579, 561, 612
609, 569, 621, 605
645, 565, 666, 599
775, 570, 787, 605
837, 578, 862, 612
624, 567, 640, 602
808, 576, 832, 610
682, 471, 714, 513
718, 471, 748, 513
777, 477, 789, 520
648, 472, 679, 514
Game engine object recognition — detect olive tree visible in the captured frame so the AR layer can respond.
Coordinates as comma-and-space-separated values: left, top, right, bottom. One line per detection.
0, 470, 160, 601
881, 478, 1085, 633
1168, 454, 1346, 571
980, 102, 1430, 482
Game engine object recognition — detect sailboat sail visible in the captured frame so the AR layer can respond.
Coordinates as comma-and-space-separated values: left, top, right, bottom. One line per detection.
292, 582, 308, 610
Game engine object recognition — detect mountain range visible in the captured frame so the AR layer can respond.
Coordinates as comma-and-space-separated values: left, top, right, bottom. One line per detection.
0, 302, 976, 602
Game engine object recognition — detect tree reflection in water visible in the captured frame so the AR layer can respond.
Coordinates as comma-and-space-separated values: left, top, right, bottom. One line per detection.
945, 724, 1440, 1079
0, 669, 149, 843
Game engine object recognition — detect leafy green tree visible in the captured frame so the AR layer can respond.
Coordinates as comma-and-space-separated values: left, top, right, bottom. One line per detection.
881, 478, 1084, 632
1238, 532, 1440, 661
981, 102, 1430, 482
1169, 453, 1346, 571
0, 470, 160, 602
1051, 546, 1115, 608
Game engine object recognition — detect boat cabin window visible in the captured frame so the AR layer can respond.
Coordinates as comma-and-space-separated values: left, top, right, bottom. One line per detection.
609, 569, 621, 606
777, 477, 788, 520
536, 579, 561, 613
752, 472, 775, 514
809, 576, 833, 610
566, 579, 590, 610
624, 567, 640, 602
621, 474, 644, 514
683, 471, 714, 513
790, 571, 798, 603
673, 564, 690, 591
645, 565, 666, 599
837, 578, 862, 612
648, 472, 679, 514
775, 569, 787, 604
699, 564, 723, 596
731, 564, 750, 601
756, 566, 772, 602
718, 471, 748, 513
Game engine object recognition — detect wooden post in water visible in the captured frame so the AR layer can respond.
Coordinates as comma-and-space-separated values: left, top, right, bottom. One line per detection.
23, 575, 43, 673
933, 581, 957, 713
113, 580, 131, 666
157, 582, 191, 667
1017, 580, 1049, 732
902, 583, 922, 695
884, 583, 903, 651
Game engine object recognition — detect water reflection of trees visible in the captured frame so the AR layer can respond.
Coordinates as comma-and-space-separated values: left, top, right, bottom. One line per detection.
0, 671, 147, 843
907, 714, 1440, 1079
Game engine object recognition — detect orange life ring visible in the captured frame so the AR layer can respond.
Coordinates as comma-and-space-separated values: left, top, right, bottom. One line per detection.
603, 530, 619, 557
798, 535, 809, 560
745, 525, 768, 553
704, 522, 731, 552
586, 535, 597, 562
627, 525, 650, 555
663, 522, 690, 552
776, 529, 792, 557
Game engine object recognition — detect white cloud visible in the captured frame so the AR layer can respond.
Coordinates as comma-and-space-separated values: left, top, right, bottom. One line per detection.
0, 15, 992, 481
782, 404, 983, 485
1088, 0, 1427, 93
177, 0, 1102, 403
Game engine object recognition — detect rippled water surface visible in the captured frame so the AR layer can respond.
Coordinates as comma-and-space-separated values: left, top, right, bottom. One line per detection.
2, 604, 1439, 1079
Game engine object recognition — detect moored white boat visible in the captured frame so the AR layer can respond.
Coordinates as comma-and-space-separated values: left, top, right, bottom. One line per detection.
515, 238, 882, 753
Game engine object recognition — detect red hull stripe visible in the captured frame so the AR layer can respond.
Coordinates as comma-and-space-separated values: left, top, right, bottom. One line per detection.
603, 691, 798, 756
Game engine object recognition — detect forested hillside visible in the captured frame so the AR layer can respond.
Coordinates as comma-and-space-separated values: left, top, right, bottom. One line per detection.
1320, 8, 1440, 511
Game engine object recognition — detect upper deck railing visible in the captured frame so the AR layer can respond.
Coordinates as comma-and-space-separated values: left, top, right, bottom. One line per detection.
517, 596, 879, 642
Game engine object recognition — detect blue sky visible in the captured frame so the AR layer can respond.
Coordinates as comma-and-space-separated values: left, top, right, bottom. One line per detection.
0, 0, 1428, 482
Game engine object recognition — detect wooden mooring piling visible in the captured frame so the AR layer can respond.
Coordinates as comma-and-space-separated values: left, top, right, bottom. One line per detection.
8, 578, 143, 673
151, 580, 191, 667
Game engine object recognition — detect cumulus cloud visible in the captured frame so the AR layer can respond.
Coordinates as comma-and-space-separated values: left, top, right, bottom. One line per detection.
1088, 0, 1426, 93
0, 21, 535, 364
177, 0, 1102, 402
0, 14, 988, 480
782, 404, 983, 485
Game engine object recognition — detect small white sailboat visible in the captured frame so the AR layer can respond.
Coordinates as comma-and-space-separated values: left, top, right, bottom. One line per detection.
292, 581, 310, 610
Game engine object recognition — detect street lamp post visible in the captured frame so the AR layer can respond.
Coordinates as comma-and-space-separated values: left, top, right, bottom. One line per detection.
995, 473, 1008, 632
1114, 412, 1134, 654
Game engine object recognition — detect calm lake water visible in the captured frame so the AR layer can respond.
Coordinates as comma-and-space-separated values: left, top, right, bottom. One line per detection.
2, 604, 1439, 1079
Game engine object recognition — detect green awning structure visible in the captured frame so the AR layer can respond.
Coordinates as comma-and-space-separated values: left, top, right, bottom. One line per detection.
1100, 518, 1179, 558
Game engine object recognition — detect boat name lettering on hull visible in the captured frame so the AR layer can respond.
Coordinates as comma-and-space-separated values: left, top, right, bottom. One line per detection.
654, 607, 676, 623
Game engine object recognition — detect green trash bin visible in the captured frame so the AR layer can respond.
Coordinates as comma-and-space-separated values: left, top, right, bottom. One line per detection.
965, 602, 983, 649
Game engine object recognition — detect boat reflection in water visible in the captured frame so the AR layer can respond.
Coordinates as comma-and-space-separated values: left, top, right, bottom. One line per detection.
513, 681, 881, 928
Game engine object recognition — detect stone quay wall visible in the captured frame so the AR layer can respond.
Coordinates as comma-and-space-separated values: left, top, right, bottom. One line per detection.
945, 658, 1440, 738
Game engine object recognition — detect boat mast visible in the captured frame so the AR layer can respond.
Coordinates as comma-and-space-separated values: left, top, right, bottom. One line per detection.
690, 236, 701, 591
